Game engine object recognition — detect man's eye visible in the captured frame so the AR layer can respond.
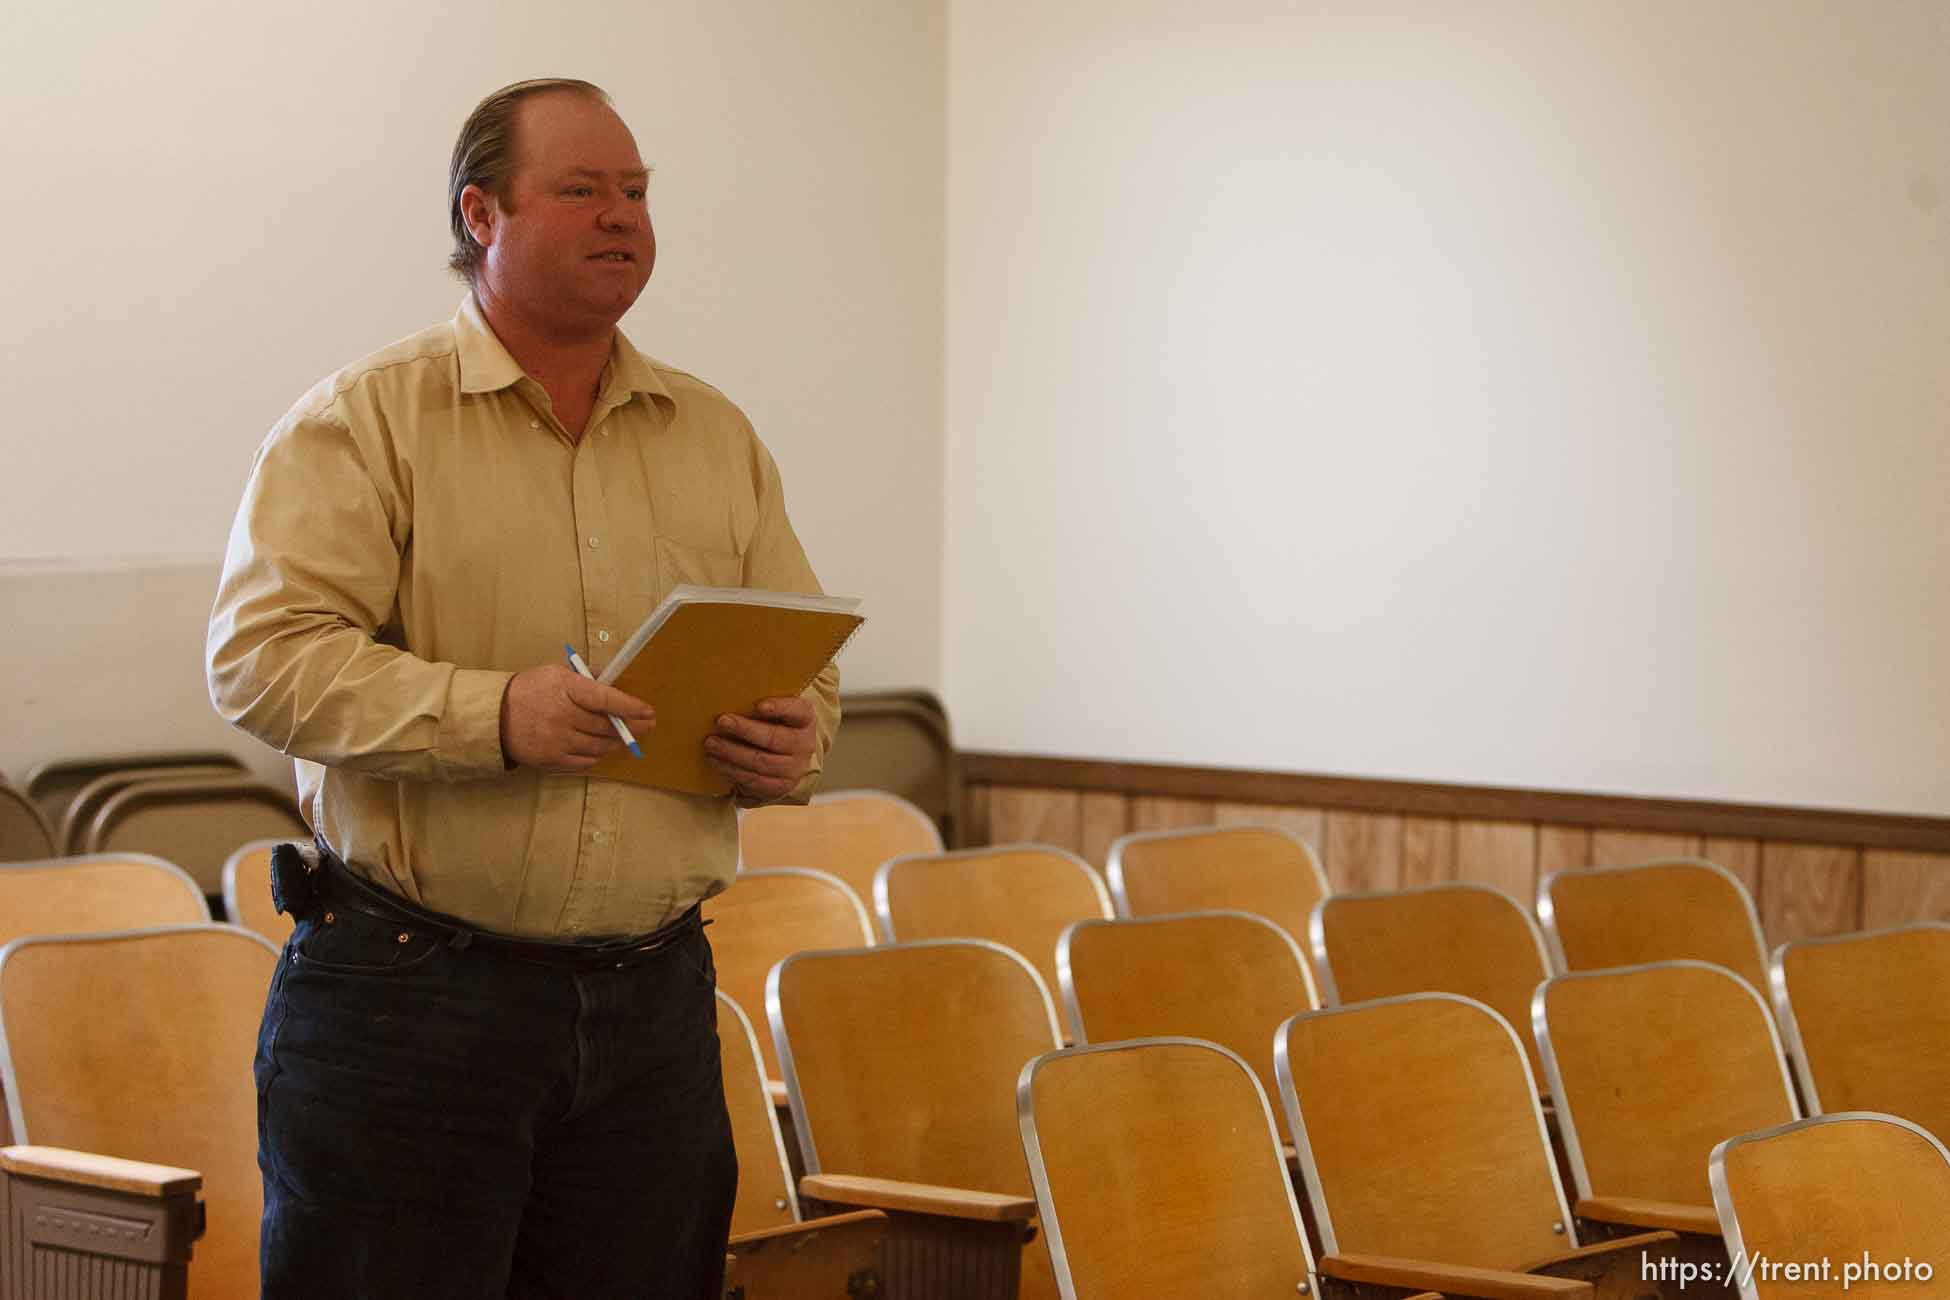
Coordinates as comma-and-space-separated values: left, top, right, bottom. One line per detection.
563, 186, 592, 197
625, 189, 646, 201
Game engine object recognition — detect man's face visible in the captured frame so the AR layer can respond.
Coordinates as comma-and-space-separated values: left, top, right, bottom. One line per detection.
474, 92, 656, 330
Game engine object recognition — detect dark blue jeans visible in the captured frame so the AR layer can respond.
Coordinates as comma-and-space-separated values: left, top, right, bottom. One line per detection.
254, 902, 736, 1299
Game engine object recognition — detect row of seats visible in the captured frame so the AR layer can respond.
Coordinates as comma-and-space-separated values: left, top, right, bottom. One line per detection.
0, 778, 1935, 1297
4, 914, 1942, 1300
0, 755, 307, 895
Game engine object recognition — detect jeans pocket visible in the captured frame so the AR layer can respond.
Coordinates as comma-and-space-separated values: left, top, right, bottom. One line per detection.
676, 931, 717, 991
292, 907, 447, 976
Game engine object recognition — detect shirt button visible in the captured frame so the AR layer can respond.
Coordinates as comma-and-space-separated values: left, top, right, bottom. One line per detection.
597, 630, 611, 643
591, 830, 605, 843
588, 536, 600, 548
529, 419, 541, 430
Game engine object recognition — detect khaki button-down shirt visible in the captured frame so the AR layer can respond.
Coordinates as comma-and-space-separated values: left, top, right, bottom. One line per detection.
208, 296, 839, 938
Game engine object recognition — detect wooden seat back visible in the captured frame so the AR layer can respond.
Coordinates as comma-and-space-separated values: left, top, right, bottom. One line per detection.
1539, 859, 1769, 992
0, 924, 279, 1300
0, 854, 210, 948
717, 990, 800, 1235
222, 838, 302, 947
1020, 1037, 1314, 1298
1277, 993, 1572, 1272
769, 939, 1060, 1193
0, 783, 55, 863
739, 790, 943, 905
1107, 824, 1328, 991
705, 868, 874, 1083
60, 764, 247, 854
1312, 882, 1552, 1077
1712, 1113, 1950, 1299
821, 692, 960, 845
1060, 911, 1317, 1142
1772, 923, 1950, 1139
81, 776, 309, 893
22, 751, 245, 829
1536, 961, 1800, 1208
875, 844, 1111, 999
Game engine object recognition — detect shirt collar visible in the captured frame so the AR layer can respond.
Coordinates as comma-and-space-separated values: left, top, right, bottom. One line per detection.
454, 294, 676, 416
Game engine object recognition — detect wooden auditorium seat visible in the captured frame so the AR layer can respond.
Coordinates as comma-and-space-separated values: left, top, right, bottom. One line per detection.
21, 750, 245, 831
1311, 881, 1554, 1078
1771, 922, 1950, 1139
0, 782, 56, 863
59, 762, 252, 855
874, 844, 1112, 1003
1105, 824, 1330, 987
221, 837, 304, 946
717, 989, 886, 1297
819, 690, 961, 846
706, 867, 876, 1096
1533, 961, 1799, 1257
1057, 911, 1317, 1147
0, 924, 279, 1299
80, 774, 308, 894
1711, 1112, 1950, 1300
769, 939, 1060, 1300
739, 789, 944, 907
0, 854, 211, 948
1019, 1037, 1346, 1300
1538, 859, 1770, 995
1277, 993, 1675, 1299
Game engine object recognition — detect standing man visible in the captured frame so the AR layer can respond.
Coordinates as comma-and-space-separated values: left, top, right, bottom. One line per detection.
208, 78, 839, 1299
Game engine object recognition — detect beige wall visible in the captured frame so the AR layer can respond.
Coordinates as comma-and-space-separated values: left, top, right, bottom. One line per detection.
943, 0, 1950, 815
0, 0, 945, 781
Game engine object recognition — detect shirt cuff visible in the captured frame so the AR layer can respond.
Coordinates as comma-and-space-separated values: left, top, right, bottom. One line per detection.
438, 667, 516, 779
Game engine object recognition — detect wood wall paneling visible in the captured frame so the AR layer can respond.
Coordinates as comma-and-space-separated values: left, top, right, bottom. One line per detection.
1212, 801, 1325, 856
1323, 811, 1403, 893
1077, 791, 1131, 872
1701, 838, 1762, 912
1455, 819, 1539, 902
1128, 796, 1212, 834
1537, 825, 1592, 879
987, 787, 1081, 851
1861, 851, 1950, 930
1400, 816, 1457, 888
1760, 843, 1863, 945
958, 757, 1950, 932
1589, 830, 1702, 866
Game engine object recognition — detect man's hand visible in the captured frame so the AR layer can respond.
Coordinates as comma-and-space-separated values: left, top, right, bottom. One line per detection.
500, 664, 656, 773
705, 696, 817, 802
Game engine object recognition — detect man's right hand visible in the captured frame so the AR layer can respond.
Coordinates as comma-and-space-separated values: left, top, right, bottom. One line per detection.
499, 664, 656, 773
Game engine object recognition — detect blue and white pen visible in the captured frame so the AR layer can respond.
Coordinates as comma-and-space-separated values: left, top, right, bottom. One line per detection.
564, 643, 642, 759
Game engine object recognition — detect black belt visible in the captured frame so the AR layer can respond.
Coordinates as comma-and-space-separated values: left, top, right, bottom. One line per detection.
283, 842, 706, 971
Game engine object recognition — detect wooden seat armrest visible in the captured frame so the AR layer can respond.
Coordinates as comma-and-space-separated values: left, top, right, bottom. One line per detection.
1523, 1229, 1678, 1274
1, 1145, 201, 1198
798, 1173, 1036, 1223
1321, 1252, 1593, 1299
1574, 1195, 1721, 1236
729, 1208, 887, 1248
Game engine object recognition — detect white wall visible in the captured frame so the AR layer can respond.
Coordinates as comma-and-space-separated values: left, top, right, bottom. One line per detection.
944, 1, 1950, 815
0, 0, 945, 780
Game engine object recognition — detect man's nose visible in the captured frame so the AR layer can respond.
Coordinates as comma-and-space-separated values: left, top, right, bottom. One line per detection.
598, 203, 638, 231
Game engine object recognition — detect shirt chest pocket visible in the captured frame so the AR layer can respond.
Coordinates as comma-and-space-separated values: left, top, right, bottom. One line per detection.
655, 535, 745, 592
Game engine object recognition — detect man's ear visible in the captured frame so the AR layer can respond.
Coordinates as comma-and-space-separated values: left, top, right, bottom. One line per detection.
459, 184, 498, 249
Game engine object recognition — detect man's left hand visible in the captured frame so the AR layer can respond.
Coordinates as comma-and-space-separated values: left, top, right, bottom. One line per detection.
705, 696, 817, 802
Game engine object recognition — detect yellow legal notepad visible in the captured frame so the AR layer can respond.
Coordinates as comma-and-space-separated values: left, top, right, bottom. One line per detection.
587, 585, 864, 795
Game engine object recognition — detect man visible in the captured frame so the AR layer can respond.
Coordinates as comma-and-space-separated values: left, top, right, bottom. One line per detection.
208, 78, 839, 1299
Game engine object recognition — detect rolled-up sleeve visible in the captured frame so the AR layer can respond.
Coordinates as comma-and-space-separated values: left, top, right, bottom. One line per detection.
207, 409, 512, 781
